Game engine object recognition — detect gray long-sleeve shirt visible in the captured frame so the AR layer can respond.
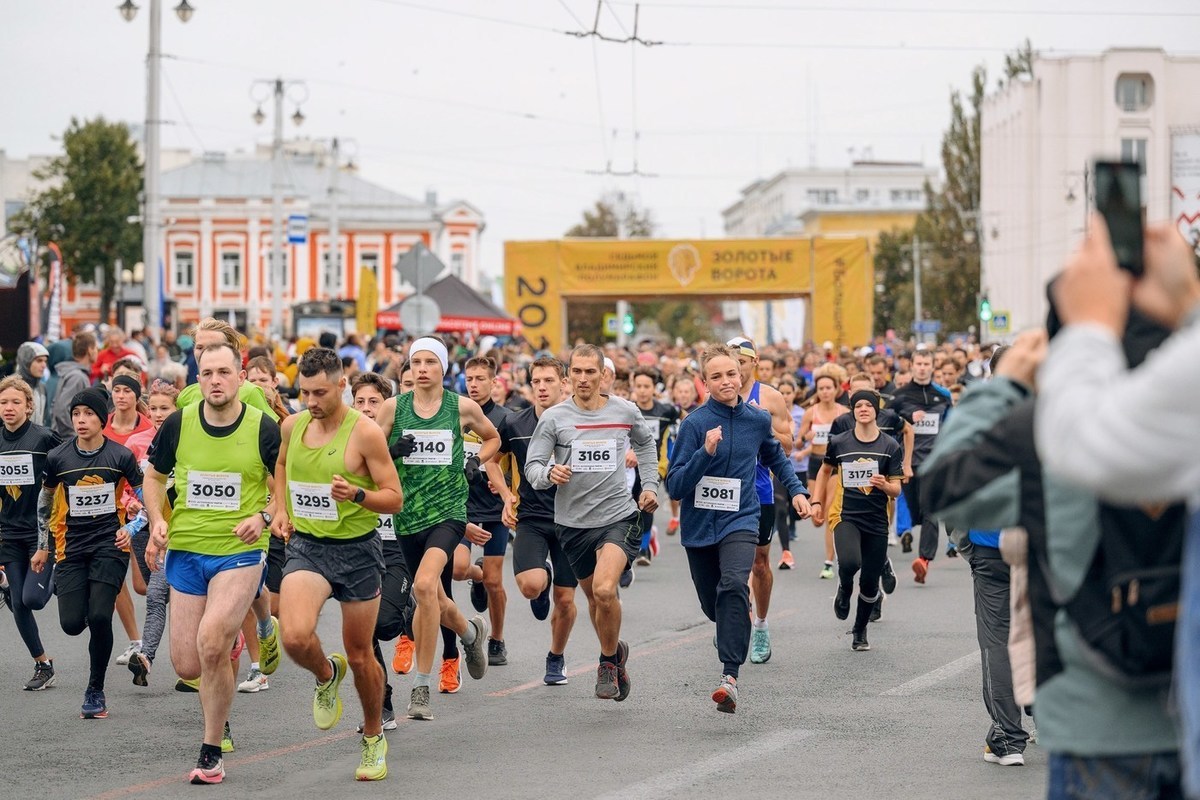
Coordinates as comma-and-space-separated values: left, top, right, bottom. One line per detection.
526, 395, 659, 528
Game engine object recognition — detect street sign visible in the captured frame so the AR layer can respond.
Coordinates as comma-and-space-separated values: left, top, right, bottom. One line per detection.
912, 320, 942, 334
393, 242, 444, 292
286, 214, 308, 244
602, 313, 619, 337
398, 294, 441, 337
988, 312, 1011, 334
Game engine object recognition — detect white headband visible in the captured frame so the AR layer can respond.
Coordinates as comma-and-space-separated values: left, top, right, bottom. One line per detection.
410, 337, 448, 373
603, 357, 615, 374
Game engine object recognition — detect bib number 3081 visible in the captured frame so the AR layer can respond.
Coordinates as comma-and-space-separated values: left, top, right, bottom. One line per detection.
694, 476, 740, 512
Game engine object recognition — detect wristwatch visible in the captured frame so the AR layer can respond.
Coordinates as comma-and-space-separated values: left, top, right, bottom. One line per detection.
353, 488, 367, 504
260, 510, 273, 525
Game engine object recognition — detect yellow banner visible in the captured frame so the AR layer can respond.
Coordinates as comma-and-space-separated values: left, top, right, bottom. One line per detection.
504, 242, 565, 351
356, 267, 379, 335
810, 237, 873, 349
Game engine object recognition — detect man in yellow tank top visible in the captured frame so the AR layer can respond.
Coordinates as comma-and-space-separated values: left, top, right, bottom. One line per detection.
271, 348, 402, 782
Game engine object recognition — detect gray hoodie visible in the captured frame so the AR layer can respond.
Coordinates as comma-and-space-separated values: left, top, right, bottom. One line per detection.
16, 342, 49, 426
51, 359, 91, 438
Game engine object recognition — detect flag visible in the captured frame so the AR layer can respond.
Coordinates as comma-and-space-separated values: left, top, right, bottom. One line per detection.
45, 243, 64, 342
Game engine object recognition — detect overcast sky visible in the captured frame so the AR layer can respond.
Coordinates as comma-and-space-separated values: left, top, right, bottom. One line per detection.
4, 1, 1196, 281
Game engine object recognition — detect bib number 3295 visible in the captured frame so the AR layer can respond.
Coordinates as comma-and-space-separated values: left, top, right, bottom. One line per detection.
694, 476, 740, 512
290, 481, 337, 521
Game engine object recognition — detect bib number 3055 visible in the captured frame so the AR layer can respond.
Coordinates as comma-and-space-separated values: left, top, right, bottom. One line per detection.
290, 481, 337, 521
0, 453, 35, 486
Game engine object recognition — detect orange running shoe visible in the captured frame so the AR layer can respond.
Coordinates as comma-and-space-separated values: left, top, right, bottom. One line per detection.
439, 656, 462, 694
912, 557, 929, 584
392, 635, 414, 675
666, 518, 679, 536
778, 551, 795, 570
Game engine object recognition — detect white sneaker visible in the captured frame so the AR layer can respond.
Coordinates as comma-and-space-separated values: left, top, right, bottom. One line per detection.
115, 640, 142, 666
888, 532, 900, 547
237, 667, 269, 693
983, 747, 1025, 766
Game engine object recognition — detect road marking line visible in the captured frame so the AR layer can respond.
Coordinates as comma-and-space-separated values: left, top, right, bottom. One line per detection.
593, 728, 816, 800
880, 650, 980, 697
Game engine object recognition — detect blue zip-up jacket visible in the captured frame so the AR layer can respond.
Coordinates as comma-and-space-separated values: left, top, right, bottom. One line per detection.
667, 395, 806, 548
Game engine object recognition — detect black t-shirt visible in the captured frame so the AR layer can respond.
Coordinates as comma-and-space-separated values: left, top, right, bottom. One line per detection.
889, 381, 951, 468
636, 400, 679, 451
498, 405, 556, 523
149, 404, 280, 477
44, 437, 143, 559
823, 429, 903, 535
0, 421, 61, 543
831, 408, 906, 446
466, 399, 511, 523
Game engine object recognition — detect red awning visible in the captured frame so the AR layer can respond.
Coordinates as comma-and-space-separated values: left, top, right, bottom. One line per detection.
375, 309, 517, 335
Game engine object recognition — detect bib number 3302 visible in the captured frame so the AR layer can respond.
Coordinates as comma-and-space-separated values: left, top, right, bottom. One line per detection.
290, 481, 337, 521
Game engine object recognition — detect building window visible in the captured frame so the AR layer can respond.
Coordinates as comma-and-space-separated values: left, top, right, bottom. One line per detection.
806, 189, 838, 205
855, 188, 870, 203
265, 248, 288, 291
220, 250, 242, 291
1115, 74, 1153, 113
1120, 138, 1148, 174
360, 251, 380, 279
322, 250, 341, 294
173, 250, 194, 289
450, 252, 464, 279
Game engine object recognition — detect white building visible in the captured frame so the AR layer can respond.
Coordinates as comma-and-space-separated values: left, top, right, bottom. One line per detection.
980, 48, 1200, 334
722, 160, 937, 237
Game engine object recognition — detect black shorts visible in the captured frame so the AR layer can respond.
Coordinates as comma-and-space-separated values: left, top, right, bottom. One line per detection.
265, 535, 287, 594
55, 548, 130, 595
397, 519, 467, 577
512, 517, 578, 589
556, 512, 641, 581
0, 537, 37, 565
283, 531, 384, 603
757, 503, 774, 547
807, 459, 822, 482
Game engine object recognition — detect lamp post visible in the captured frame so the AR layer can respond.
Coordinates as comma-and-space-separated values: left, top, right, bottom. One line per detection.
119, 0, 194, 338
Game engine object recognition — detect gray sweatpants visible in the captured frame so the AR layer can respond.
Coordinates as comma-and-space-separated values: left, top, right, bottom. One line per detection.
967, 545, 1028, 756
685, 530, 757, 679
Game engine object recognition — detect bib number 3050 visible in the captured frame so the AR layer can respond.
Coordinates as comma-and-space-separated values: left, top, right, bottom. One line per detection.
187, 471, 242, 511
290, 481, 337, 521
694, 476, 741, 512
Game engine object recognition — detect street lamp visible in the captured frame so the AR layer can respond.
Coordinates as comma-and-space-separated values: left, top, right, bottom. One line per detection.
120, 0, 194, 337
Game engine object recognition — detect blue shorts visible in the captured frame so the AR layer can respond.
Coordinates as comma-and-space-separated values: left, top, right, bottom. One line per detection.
458, 521, 511, 558
165, 549, 267, 597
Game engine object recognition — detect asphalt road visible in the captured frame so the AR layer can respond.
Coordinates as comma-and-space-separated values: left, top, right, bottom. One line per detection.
3, 511, 1045, 800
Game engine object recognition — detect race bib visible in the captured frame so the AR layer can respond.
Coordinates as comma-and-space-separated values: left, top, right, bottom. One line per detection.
403, 429, 453, 466
841, 460, 879, 489
694, 475, 740, 512
290, 481, 337, 521
376, 514, 396, 541
812, 424, 832, 446
571, 439, 617, 473
464, 439, 482, 468
913, 415, 941, 435
0, 453, 35, 486
68, 482, 117, 517
186, 471, 242, 511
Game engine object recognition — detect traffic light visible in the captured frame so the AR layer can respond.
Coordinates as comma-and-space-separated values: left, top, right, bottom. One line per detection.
621, 312, 636, 336
979, 295, 992, 323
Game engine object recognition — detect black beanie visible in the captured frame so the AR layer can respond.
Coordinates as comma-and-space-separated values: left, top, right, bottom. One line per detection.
849, 389, 881, 414
71, 387, 110, 427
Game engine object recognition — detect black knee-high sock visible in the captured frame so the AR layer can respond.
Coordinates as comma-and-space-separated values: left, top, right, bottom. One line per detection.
853, 596, 876, 632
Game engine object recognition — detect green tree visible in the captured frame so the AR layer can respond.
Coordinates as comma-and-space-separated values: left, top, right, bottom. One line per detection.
565, 194, 654, 238
872, 228, 915, 335
12, 117, 142, 324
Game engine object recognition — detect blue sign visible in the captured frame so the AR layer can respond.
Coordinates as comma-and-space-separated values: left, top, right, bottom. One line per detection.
287, 214, 308, 244
989, 312, 1011, 333
912, 320, 942, 334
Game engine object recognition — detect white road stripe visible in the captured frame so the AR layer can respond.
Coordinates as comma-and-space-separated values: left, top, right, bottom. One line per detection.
880, 650, 981, 697
594, 728, 816, 800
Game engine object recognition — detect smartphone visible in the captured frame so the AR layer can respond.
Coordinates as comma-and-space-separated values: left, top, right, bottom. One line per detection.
1093, 160, 1144, 276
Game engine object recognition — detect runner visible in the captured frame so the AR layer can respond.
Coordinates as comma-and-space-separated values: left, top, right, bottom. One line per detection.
143, 342, 281, 784
375, 336, 497, 720
39, 387, 144, 719
630, 367, 677, 566
812, 389, 904, 651
774, 377, 806, 570
0, 376, 61, 691
497, 356, 580, 685
727, 337, 794, 665
889, 349, 952, 583
525, 343, 660, 701
667, 344, 810, 712
271, 347, 402, 780
797, 369, 849, 579
176, 318, 274, 416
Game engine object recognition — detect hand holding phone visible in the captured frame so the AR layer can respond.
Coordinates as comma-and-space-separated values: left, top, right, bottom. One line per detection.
1093, 160, 1144, 276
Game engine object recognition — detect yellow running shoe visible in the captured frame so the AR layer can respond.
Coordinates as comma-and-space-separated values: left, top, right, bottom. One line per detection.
313, 653, 348, 730
174, 677, 200, 693
259, 616, 282, 676
392, 635, 414, 675
355, 734, 388, 781
221, 721, 235, 753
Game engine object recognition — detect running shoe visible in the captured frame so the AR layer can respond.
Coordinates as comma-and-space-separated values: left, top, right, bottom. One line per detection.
544, 652, 568, 685
355, 734, 389, 781
469, 557, 488, 612
712, 676, 738, 714
237, 666, 268, 693
871, 594, 884, 623
356, 706, 398, 733
25, 660, 55, 691
947, 545, 959, 558
81, 688, 107, 719
983, 746, 1025, 766
595, 661, 620, 700
778, 551, 795, 570
833, 584, 851, 620
0, 569, 10, 610
488, 638, 508, 666
666, 518, 679, 536
175, 677, 200, 693
258, 616, 282, 675
189, 752, 225, 785
439, 656, 462, 693
115, 640, 142, 666
649, 526, 660, 557
635, 549, 651, 567
530, 561, 552, 621
881, 559, 898, 594
229, 630, 246, 662
851, 628, 870, 651
899, 530, 914, 553
313, 653, 348, 730
129, 652, 151, 687
912, 557, 929, 584
461, 615, 490, 680
619, 567, 635, 589
614, 640, 631, 701
392, 635, 414, 675
819, 562, 834, 580
408, 685, 434, 719
221, 721, 234, 753
749, 627, 772, 664
888, 532, 900, 547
